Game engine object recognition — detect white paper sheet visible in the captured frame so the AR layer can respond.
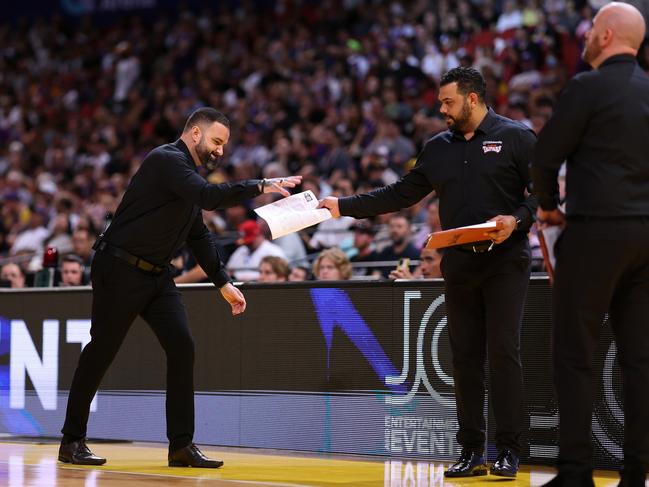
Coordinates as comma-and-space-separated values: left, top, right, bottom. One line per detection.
461, 221, 500, 230
254, 190, 332, 239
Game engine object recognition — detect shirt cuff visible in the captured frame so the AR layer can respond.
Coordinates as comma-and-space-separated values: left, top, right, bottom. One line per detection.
338, 196, 354, 216
512, 207, 532, 232
212, 269, 231, 288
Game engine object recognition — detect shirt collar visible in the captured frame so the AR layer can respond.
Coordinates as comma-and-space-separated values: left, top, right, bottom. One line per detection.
599, 53, 637, 68
174, 139, 198, 168
475, 107, 498, 135
451, 107, 496, 139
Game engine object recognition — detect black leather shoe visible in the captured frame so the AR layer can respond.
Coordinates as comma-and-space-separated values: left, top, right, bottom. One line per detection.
490, 449, 519, 477
58, 439, 106, 465
618, 467, 647, 487
541, 469, 595, 487
444, 449, 488, 477
168, 444, 224, 468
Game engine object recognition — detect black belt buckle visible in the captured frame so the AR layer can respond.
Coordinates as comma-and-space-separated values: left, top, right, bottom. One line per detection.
136, 259, 157, 273
133, 257, 163, 274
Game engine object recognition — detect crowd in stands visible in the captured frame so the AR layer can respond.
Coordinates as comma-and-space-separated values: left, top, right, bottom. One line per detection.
0, 0, 627, 287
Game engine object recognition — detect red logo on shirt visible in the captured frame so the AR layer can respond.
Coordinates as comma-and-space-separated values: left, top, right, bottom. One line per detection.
482, 141, 503, 154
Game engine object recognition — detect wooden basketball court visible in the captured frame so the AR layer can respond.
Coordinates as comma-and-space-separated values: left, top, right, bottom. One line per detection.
0, 439, 633, 486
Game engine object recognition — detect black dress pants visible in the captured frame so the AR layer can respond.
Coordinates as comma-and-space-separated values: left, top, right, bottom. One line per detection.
61, 250, 195, 451
553, 219, 649, 472
441, 239, 531, 455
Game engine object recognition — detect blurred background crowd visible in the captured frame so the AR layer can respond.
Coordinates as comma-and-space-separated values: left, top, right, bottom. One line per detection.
1, 0, 647, 287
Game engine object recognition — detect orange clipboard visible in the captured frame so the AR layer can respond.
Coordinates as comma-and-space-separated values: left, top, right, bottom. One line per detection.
424, 221, 503, 250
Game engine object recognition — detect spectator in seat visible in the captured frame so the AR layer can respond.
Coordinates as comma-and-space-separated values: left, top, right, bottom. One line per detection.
226, 220, 286, 281
59, 255, 85, 286
258, 256, 290, 283
313, 248, 352, 281
0, 263, 26, 288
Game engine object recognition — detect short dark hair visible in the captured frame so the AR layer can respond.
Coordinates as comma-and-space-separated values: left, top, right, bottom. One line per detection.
62, 254, 84, 266
389, 211, 411, 223
183, 108, 230, 133
440, 67, 486, 102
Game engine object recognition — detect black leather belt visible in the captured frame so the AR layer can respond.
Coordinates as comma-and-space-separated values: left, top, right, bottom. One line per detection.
454, 240, 495, 253
94, 241, 165, 274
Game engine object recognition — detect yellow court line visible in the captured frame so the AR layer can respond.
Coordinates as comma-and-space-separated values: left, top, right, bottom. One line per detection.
0, 441, 630, 487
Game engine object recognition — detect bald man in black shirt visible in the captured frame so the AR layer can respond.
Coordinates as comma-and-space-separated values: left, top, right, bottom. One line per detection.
320, 67, 537, 479
533, 3, 649, 486
58, 108, 301, 468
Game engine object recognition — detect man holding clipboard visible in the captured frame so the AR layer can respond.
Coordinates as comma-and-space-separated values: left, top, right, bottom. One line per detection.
319, 67, 537, 478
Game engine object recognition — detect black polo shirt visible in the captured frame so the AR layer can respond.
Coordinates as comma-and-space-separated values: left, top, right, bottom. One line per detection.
103, 139, 262, 286
533, 54, 649, 217
339, 109, 537, 240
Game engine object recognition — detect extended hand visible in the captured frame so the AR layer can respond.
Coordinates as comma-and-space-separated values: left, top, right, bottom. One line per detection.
317, 196, 340, 218
220, 282, 246, 316
262, 176, 303, 197
536, 208, 566, 229
485, 215, 517, 244
389, 267, 414, 280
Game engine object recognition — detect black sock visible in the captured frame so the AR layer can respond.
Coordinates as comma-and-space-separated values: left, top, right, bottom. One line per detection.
169, 440, 192, 453
61, 434, 82, 445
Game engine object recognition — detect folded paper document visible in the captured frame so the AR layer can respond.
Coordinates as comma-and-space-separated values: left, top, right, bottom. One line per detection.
254, 190, 331, 239
425, 221, 503, 249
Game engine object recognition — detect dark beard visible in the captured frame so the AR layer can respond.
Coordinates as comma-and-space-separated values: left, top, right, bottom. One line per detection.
196, 137, 218, 169
446, 99, 472, 133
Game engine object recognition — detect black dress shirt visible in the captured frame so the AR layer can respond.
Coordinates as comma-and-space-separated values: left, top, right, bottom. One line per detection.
533, 54, 649, 217
339, 109, 537, 242
103, 139, 262, 287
